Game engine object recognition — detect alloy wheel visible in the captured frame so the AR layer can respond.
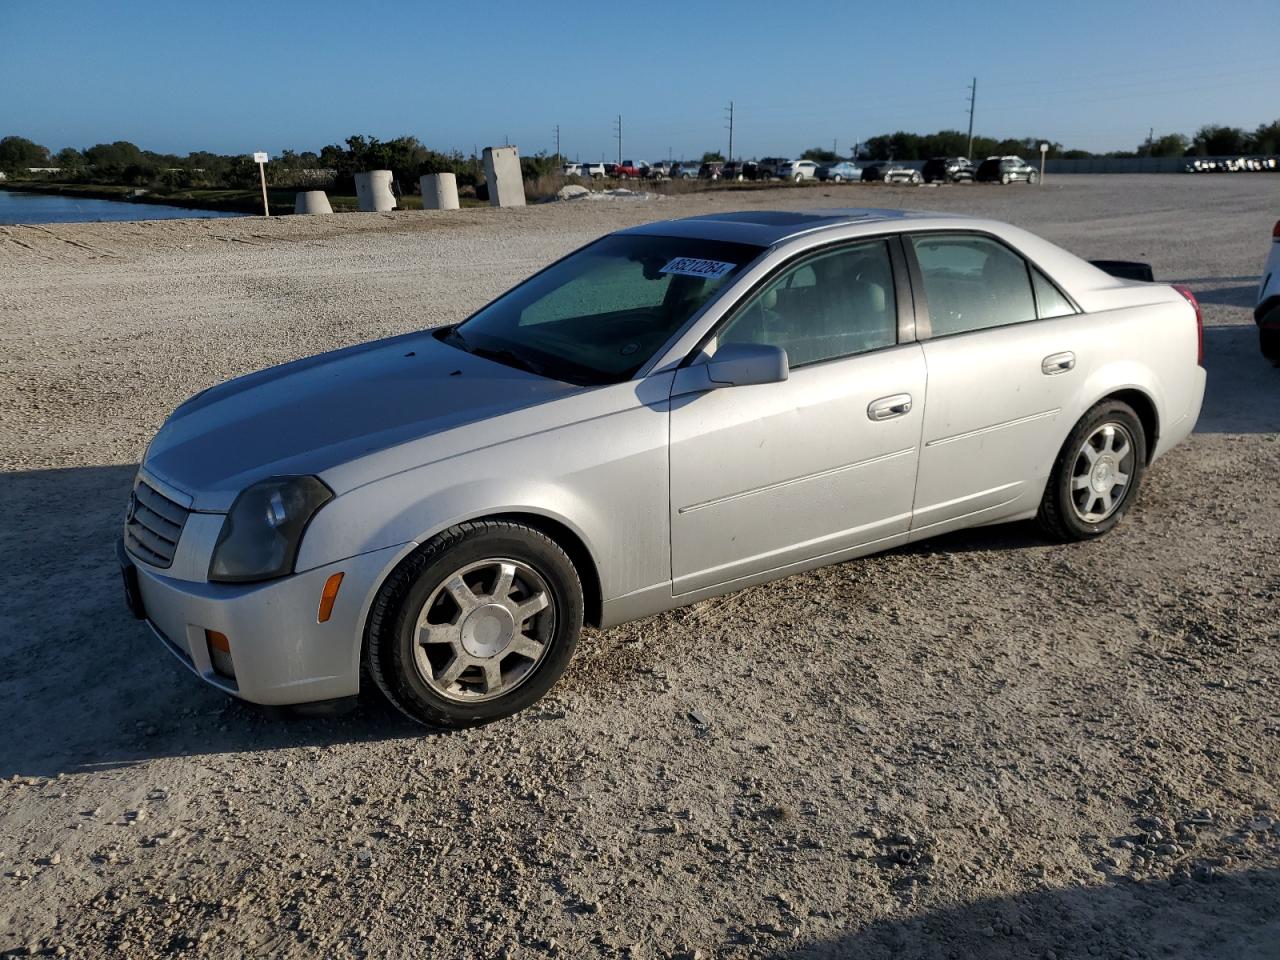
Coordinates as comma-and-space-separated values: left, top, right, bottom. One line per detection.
1069, 422, 1135, 523
413, 558, 555, 703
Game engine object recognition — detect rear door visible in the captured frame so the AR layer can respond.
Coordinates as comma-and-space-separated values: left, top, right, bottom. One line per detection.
905, 231, 1093, 539
669, 238, 926, 594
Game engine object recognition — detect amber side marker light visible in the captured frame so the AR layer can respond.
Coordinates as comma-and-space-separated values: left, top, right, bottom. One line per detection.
205, 630, 235, 679
317, 572, 345, 623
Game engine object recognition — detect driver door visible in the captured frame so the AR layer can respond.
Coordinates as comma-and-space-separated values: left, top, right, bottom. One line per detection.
668, 238, 927, 595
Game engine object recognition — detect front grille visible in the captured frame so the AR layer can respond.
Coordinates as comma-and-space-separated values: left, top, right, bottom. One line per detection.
124, 478, 190, 569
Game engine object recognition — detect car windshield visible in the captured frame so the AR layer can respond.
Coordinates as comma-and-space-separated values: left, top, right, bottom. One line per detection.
442, 235, 764, 385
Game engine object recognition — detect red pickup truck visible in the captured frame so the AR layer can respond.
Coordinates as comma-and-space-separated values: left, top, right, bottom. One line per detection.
615, 160, 644, 179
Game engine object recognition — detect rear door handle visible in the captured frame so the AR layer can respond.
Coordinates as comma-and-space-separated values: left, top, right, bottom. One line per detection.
867, 393, 913, 421
1042, 351, 1076, 375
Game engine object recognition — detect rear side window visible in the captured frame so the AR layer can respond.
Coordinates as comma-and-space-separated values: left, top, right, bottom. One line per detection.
1032, 267, 1076, 319
910, 234, 1037, 336
717, 239, 898, 366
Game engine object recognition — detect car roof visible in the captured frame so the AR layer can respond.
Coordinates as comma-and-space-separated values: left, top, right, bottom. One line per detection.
620, 208, 971, 246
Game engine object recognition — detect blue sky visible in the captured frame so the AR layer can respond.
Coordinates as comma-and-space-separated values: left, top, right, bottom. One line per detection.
3, 0, 1275, 160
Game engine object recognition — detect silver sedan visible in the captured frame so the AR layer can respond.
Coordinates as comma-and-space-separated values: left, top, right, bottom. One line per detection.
119, 208, 1206, 726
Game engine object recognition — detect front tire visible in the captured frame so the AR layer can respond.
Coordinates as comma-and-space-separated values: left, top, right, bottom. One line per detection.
1038, 401, 1147, 541
365, 520, 584, 728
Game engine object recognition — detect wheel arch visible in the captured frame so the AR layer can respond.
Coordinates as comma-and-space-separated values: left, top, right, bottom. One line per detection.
487, 511, 604, 629
1098, 387, 1159, 464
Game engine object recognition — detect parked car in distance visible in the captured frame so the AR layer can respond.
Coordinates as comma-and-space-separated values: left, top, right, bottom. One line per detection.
922, 157, 974, 183
561, 162, 583, 177
616, 160, 644, 179
1257, 218, 1280, 365
976, 156, 1039, 184
580, 162, 605, 179
671, 161, 698, 179
778, 159, 819, 182
119, 207, 1206, 728
817, 161, 863, 182
757, 157, 788, 179
863, 163, 920, 184
722, 160, 760, 181
647, 161, 671, 179
698, 161, 724, 180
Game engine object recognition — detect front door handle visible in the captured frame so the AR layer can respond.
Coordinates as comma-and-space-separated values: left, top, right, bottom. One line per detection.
867, 393, 913, 421
1042, 351, 1076, 375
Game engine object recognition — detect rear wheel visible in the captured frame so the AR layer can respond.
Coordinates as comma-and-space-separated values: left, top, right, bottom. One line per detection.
1028, 172, 1039, 185
1038, 401, 1147, 540
833, 174, 843, 183
365, 520, 584, 728
1001, 173, 1011, 185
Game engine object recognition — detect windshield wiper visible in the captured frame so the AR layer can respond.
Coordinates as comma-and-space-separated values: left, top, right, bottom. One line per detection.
439, 325, 576, 383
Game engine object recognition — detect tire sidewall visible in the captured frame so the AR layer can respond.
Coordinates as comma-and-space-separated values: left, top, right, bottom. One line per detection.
374, 525, 583, 727
1049, 402, 1148, 538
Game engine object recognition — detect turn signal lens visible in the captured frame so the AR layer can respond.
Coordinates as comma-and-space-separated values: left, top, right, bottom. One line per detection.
205, 630, 230, 653
317, 572, 344, 623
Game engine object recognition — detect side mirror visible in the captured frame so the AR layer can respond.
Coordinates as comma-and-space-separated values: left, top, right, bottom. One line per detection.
706, 342, 789, 387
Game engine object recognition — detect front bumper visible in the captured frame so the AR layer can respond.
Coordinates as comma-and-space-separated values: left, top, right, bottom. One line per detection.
119, 540, 408, 705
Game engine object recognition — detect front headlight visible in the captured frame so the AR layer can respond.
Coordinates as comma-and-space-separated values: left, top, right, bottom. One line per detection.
208, 476, 332, 583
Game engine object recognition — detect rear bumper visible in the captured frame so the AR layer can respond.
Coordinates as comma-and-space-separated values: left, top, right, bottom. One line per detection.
122, 542, 408, 705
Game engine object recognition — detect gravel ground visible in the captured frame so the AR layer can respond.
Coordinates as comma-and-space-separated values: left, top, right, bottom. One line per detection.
1, 176, 1278, 959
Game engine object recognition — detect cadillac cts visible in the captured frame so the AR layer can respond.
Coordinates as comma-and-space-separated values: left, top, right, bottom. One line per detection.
119, 209, 1206, 727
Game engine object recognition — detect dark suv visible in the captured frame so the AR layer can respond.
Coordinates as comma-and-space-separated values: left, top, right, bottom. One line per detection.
922, 157, 974, 184
976, 156, 1038, 185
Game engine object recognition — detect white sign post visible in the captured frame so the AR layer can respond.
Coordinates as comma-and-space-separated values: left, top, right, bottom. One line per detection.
1039, 142, 1048, 186
253, 152, 270, 216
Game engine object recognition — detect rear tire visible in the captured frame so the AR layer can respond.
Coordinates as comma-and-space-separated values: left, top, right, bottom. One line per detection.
365, 520, 584, 728
1038, 401, 1148, 541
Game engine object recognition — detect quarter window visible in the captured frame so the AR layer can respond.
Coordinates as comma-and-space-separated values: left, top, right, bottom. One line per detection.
717, 240, 898, 366
1032, 267, 1076, 319
911, 234, 1037, 336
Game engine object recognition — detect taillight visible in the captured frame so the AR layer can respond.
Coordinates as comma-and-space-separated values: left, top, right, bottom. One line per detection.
1173, 284, 1203, 366
1273, 220, 1280, 239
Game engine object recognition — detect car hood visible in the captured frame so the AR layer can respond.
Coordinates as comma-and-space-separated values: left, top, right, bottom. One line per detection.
143, 330, 582, 511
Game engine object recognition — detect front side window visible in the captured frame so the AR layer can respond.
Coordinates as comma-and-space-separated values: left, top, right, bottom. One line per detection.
447, 235, 762, 384
716, 240, 898, 367
910, 234, 1037, 336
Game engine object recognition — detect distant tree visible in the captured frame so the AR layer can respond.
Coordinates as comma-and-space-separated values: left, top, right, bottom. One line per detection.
1191, 125, 1247, 156
1145, 133, 1189, 158
0, 135, 51, 172
701, 150, 725, 163
800, 147, 838, 163
54, 146, 86, 177
1249, 119, 1280, 155
83, 140, 146, 179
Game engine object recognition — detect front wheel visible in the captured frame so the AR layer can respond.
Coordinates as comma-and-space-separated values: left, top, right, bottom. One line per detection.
1028, 172, 1039, 185
794, 173, 803, 182
1038, 401, 1147, 541
365, 520, 584, 728
833, 174, 842, 183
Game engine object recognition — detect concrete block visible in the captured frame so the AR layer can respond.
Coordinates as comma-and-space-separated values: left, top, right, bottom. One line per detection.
294, 190, 333, 214
420, 173, 460, 210
354, 170, 396, 212
482, 146, 525, 208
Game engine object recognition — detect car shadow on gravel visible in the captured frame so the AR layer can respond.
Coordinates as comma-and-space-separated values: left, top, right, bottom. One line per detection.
0, 464, 426, 780
764, 867, 1280, 960
1197, 324, 1278, 434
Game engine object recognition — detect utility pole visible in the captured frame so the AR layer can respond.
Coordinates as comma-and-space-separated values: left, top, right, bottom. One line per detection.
725, 101, 735, 162
1146, 126, 1154, 157
833, 137, 838, 157
613, 115, 622, 165
553, 125, 561, 163
965, 77, 977, 159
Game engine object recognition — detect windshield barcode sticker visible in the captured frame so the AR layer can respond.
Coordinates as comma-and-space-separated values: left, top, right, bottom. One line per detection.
660, 257, 737, 280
